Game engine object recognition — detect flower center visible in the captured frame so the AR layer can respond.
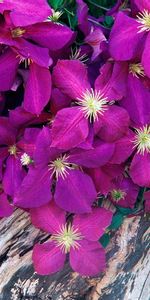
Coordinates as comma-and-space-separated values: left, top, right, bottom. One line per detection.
11, 27, 26, 38
129, 63, 145, 78
20, 153, 32, 166
111, 189, 126, 202
137, 10, 150, 33
77, 88, 108, 122
47, 9, 63, 22
48, 154, 73, 180
52, 224, 83, 253
8, 145, 17, 156
133, 125, 150, 155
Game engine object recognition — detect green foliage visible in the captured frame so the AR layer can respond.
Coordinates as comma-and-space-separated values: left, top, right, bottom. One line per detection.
108, 212, 124, 230
99, 233, 110, 248
48, 0, 64, 10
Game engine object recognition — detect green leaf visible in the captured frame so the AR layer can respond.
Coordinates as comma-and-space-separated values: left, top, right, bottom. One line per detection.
103, 16, 114, 27
108, 212, 124, 230
99, 233, 110, 248
48, 0, 64, 10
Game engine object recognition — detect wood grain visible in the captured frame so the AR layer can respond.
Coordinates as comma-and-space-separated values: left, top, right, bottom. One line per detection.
0, 209, 149, 300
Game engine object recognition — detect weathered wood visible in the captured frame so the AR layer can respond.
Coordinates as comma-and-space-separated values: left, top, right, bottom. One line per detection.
0, 209, 149, 300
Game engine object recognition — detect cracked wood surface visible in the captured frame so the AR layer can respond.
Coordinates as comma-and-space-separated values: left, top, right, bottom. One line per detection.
0, 209, 149, 300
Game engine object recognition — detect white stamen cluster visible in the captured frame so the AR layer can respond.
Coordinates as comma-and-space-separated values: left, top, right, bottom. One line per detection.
133, 125, 150, 155
70, 48, 88, 63
52, 224, 83, 253
111, 189, 126, 202
137, 10, 150, 33
20, 153, 32, 166
47, 10, 63, 22
129, 63, 145, 78
48, 154, 73, 180
77, 88, 108, 122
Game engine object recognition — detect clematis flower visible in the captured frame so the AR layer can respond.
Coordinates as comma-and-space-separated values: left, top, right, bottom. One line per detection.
52, 59, 130, 150
0, 116, 39, 196
85, 28, 107, 61
109, 5, 150, 78
14, 126, 115, 212
0, 12, 75, 114
31, 201, 113, 276
109, 177, 139, 208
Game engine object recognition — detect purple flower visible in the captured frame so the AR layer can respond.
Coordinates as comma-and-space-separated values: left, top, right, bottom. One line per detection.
109, 177, 139, 208
14, 127, 115, 212
51, 59, 130, 149
0, 189, 13, 218
109, 8, 150, 77
31, 201, 113, 276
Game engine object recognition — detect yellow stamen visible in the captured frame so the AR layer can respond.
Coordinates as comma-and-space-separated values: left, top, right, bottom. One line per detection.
77, 88, 108, 122
129, 63, 145, 78
48, 154, 74, 180
52, 224, 83, 253
11, 27, 26, 38
8, 145, 17, 156
137, 10, 150, 33
133, 125, 150, 155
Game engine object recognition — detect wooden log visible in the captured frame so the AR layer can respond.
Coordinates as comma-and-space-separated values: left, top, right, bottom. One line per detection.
0, 209, 149, 300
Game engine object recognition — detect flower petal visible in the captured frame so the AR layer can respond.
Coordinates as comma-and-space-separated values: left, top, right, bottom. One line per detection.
97, 105, 130, 142
32, 241, 65, 275
69, 141, 115, 168
120, 74, 150, 126
25, 22, 75, 51
14, 166, 52, 208
109, 12, 145, 60
130, 153, 150, 187
55, 169, 97, 213
53, 60, 90, 99
51, 107, 89, 150
0, 193, 13, 218
73, 207, 113, 241
24, 63, 51, 115
30, 201, 65, 234
142, 32, 150, 78
0, 49, 19, 92
70, 239, 106, 276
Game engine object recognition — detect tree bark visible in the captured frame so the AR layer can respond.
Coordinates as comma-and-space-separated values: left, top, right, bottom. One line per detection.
0, 209, 149, 300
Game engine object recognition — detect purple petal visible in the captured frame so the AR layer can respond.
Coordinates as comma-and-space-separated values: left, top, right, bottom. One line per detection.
109, 12, 145, 60
14, 166, 52, 208
32, 241, 65, 275
86, 167, 114, 194
77, 0, 90, 36
97, 105, 130, 142
53, 60, 90, 99
142, 32, 150, 78
133, 0, 150, 11
69, 141, 115, 168
73, 207, 113, 241
120, 74, 150, 126
0, 193, 13, 218
51, 107, 89, 150
95, 61, 128, 101
0, 0, 52, 26
30, 201, 65, 234
110, 130, 134, 164
0, 117, 17, 145
3, 156, 26, 197
25, 22, 75, 51
130, 153, 150, 187
51, 88, 71, 114
15, 39, 52, 68
70, 239, 106, 276
0, 49, 19, 91
55, 169, 97, 213
23, 63, 51, 115
85, 29, 106, 61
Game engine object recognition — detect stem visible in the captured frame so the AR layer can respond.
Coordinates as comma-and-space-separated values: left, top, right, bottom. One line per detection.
87, 0, 109, 11
88, 17, 111, 30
